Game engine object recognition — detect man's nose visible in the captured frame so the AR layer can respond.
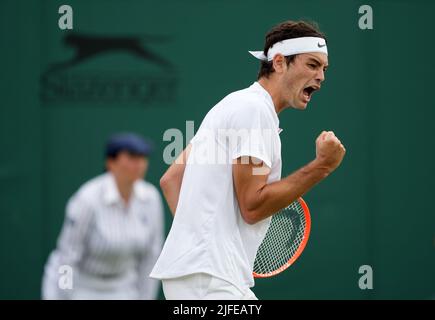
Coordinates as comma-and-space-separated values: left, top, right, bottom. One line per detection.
316, 69, 325, 82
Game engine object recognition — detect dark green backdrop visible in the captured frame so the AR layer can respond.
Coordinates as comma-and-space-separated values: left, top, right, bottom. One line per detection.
1, 0, 434, 299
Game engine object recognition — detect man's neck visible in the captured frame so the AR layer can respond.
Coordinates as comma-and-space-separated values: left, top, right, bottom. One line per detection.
113, 174, 134, 205
257, 78, 286, 114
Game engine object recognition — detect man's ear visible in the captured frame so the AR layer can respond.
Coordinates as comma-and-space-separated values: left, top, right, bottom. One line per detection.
272, 54, 286, 74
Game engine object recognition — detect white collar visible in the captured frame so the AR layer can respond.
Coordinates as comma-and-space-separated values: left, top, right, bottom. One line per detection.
103, 172, 149, 205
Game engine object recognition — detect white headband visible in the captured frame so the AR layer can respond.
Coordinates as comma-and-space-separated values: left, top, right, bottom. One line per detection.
249, 36, 328, 61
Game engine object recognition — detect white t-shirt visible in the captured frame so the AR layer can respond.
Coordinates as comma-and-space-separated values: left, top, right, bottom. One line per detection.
150, 82, 282, 291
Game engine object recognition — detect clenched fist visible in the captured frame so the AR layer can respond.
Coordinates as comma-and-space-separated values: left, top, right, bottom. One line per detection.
315, 131, 346, 173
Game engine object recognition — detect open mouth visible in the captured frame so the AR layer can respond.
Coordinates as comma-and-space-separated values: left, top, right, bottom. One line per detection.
302, 85, 320, 101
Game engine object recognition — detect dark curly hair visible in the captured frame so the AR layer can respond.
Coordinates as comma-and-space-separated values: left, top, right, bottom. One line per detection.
257, 20, 327, 79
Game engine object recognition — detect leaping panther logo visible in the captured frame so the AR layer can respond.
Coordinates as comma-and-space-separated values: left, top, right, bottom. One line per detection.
46, 32, 175, 74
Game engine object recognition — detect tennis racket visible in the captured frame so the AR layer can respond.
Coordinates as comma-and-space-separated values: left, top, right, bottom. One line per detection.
253, 197, 311, 278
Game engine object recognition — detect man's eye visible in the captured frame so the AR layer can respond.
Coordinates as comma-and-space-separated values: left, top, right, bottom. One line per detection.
308, 64, 317, 69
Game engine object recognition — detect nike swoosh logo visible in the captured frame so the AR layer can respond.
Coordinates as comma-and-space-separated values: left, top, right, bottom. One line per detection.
318, 42, 326, 48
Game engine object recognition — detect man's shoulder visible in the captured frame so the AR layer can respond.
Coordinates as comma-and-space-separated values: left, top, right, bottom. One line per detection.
218, 85, 268, 116
70, 173, 108, 205
223, 84, 265, 106
195, 83, 271, 133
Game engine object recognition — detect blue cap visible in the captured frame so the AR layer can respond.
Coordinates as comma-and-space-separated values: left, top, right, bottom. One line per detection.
105, 133, 154, 158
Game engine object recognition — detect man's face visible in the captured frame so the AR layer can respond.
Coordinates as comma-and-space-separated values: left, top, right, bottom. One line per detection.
280, 52, 328, 110
107, 151, 148, 182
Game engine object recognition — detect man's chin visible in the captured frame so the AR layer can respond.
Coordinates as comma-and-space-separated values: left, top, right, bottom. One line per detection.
290, 100, 308, 110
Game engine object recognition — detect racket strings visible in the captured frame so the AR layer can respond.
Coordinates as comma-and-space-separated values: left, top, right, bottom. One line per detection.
253, 200, 306, 275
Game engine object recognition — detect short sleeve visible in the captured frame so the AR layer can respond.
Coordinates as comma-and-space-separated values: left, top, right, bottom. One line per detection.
228, 104, 274, 168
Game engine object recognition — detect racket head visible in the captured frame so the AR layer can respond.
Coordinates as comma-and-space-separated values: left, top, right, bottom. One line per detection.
253, 197, 311, 278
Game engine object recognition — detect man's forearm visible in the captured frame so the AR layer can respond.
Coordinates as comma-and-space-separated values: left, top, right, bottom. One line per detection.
161, 180, 181, 215
248, 159, 330, 223
160, 145, 191, 216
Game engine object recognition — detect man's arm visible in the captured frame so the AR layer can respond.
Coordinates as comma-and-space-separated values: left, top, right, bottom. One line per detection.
159, 144, 192, 215
233, 131, 346, 225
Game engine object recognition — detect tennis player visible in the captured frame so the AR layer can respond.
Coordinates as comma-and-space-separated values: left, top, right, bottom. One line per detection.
150, 20, 346, 299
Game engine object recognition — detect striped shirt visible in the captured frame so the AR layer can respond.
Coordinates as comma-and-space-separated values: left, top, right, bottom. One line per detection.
42, 172, 164, 299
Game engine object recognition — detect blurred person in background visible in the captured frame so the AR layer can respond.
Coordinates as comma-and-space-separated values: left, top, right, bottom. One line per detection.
42, 132, 164, 299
